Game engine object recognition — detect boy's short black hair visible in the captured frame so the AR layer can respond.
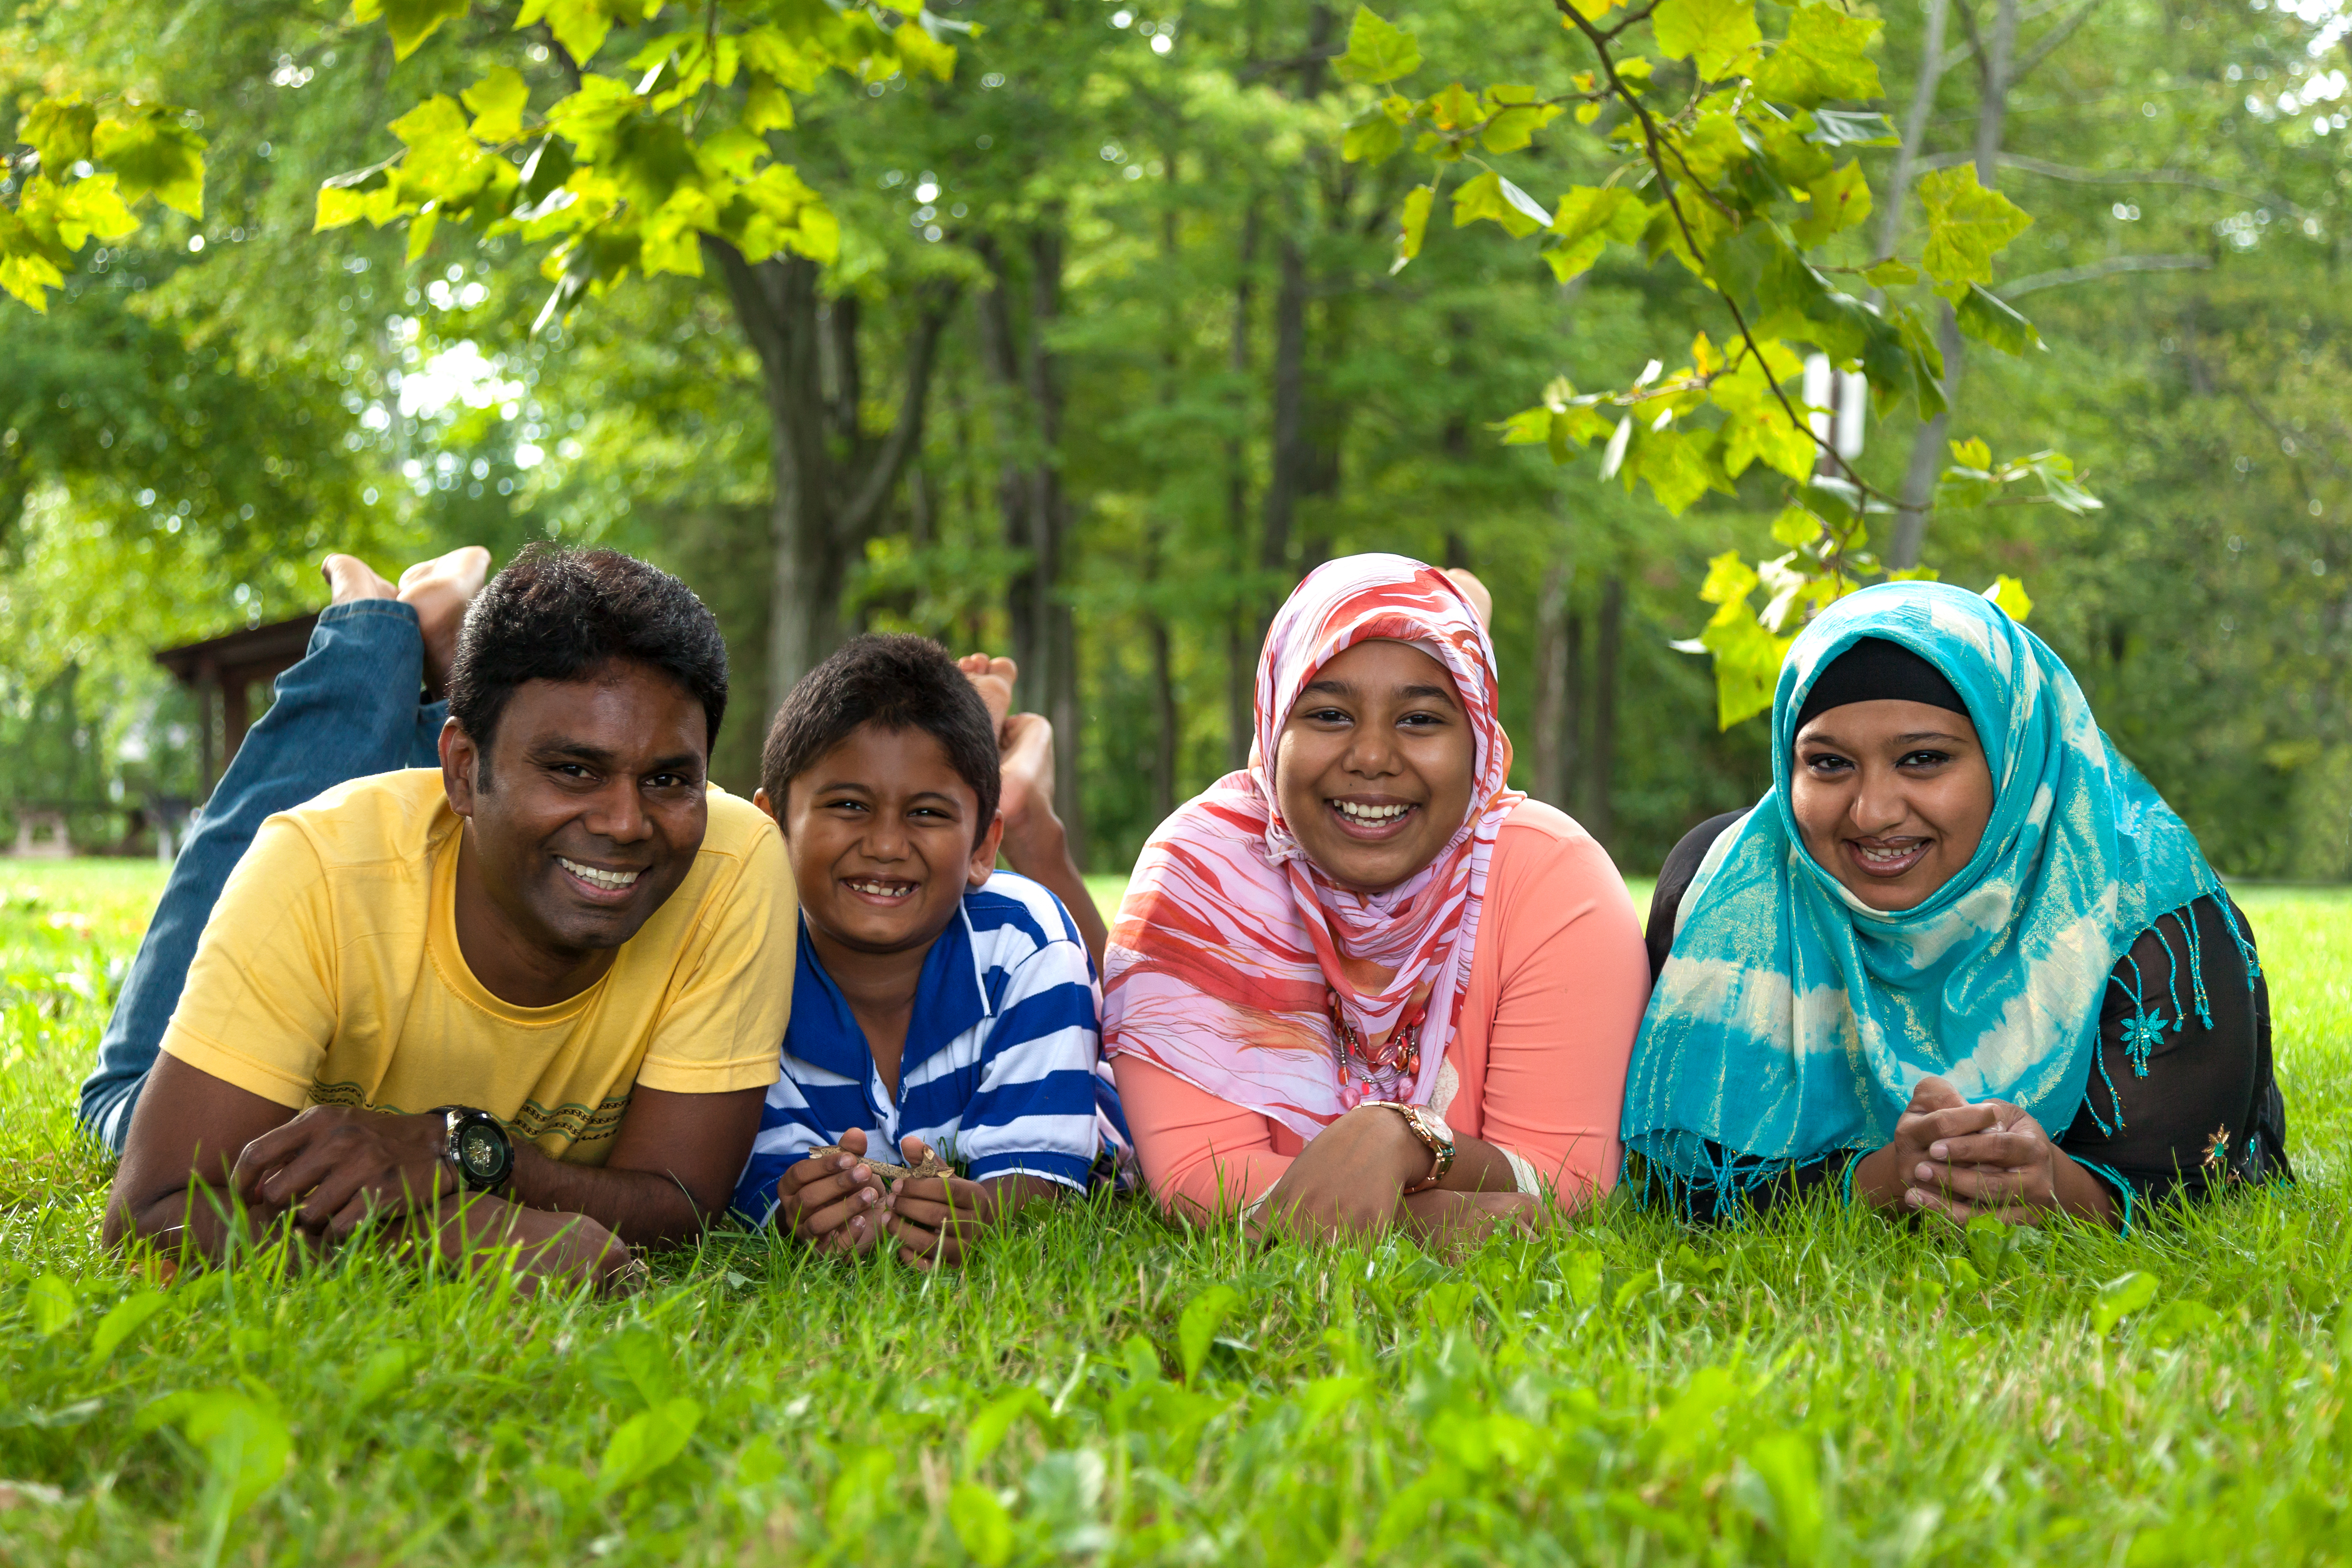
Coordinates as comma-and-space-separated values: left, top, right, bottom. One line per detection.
763, 633, 1000, 839
446, 544, 729, 765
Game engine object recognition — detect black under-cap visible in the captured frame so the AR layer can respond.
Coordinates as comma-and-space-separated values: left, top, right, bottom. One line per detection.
1792, 636, 1969, 733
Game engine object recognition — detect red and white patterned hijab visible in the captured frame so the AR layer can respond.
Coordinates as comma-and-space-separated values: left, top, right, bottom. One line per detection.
1102, 553, 1525, 1138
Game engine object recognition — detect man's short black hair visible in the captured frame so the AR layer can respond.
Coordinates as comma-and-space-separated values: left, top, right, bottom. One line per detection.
446, 544, 728, 763
763, 633, 1000, 839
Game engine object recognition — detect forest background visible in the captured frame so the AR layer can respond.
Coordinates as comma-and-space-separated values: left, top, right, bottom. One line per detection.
6, 0, 2351, 881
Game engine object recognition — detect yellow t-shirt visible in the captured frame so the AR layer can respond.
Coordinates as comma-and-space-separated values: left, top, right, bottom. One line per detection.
159, 769, 793, 1164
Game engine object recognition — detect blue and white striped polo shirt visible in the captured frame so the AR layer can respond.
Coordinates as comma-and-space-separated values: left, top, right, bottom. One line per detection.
732, 871, 1132, 1224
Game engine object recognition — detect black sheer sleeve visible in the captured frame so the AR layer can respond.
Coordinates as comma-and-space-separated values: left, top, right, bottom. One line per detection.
2054, 892, 2291, 1221
1645, 809, 1748, 984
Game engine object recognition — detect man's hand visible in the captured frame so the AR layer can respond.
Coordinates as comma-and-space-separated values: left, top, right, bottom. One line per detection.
230, 1105, 453, 1240
424, 1195, 641, 1296
772, 1127, 890, 1256
879, 1137, 998, 1270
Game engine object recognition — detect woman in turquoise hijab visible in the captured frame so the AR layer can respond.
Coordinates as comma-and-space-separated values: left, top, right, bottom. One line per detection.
1627, 579, 2290, 1228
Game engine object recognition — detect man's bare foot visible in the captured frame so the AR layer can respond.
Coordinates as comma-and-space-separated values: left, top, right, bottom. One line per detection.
956, 653, 1017, 737
397, 546, 493, 697
321, 554, 397, 606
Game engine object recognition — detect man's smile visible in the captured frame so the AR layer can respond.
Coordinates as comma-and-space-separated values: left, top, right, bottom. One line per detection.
558, 856, 644, 899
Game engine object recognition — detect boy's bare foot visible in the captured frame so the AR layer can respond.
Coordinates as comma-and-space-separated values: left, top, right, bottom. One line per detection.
397, 546, 493, 697
956, 653, 1017, 737
321, 554, 397, 606
1443, 568, 1494, 631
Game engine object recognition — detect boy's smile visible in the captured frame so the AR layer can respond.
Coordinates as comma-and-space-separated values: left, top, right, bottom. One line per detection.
760, 724, 1004, 959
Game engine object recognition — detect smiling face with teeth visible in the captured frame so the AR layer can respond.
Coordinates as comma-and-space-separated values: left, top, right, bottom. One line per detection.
1790, 699, 1996, 912
1273, 638, 1477, 895
440, 657, 712, 1007
763, 721, 1006, 967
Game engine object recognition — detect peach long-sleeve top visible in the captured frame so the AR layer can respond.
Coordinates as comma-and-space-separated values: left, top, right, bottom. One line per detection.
1110, 799, 1649, 1218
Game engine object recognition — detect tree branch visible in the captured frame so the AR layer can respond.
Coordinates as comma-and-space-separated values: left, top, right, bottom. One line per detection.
1909, 151, 2316, 218
837, 279, 963, 544
1998, 253, 2211, 297
2005, 0, 2105, 90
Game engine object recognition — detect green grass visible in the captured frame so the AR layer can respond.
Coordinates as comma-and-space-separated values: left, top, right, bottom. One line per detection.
2, 860, 2347, 1565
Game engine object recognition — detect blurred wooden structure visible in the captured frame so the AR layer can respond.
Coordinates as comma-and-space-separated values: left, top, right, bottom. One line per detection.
154, 614, 317, 798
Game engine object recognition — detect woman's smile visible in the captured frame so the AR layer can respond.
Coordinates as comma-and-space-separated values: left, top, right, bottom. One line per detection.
1327, 795, 1421, 839
1843, 835, 1934, 879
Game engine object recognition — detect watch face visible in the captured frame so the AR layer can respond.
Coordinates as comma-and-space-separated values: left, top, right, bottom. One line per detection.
1420, 1109, 1453, 1145
456, 1122, 506, 1179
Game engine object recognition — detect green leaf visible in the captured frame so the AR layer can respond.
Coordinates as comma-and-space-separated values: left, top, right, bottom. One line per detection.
893, 20, 957, 82
180, 1392, 292, 1533
1743, 1431, 1825, 1565
1628, 426, 1724, 515
1982, 575, 2033, 622
1770, 505, 1825, 549
86, 1290, 168, 1369
1954, 283, 2045, 355
1652, 0, 1762, 82
353, 0, 474, 61
353, 1344, 426, 1402
2092, 1271, 2159, 1335
1392, 183, 1434, 274
1755, 2, 1884, 108
1699, 551, 1759, 605
1342, 111, 1403, 165
1864, 258, 1918, 287
314, 185, 369, 232
1917, 166, 2032, 290
1452, 170, 1549, 237
1949, 436, 1991, 470
516, 0, 648, 67
1792, 159, 1871, 248
1179, 1284, 1241, 1382
25, 1273, 75, 1337
21, 97, 98, 173
949, 1482, 1014, 1567
2027, 449, 2102, 514
462, 66, 530, 144
596, 1396, 702, 1496
1479, 87, 1563, 154
1702, 598, 1793, 729
962, 1387, 1053, 1471
92, 110, 205, 218
1334, 6, 1422, 86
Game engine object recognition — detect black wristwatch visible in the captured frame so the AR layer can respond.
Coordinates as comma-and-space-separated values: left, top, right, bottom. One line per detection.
434, 1106, 515, 1194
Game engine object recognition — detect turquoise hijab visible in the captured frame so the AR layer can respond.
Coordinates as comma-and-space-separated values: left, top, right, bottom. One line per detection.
1623, 580, 2226, 1199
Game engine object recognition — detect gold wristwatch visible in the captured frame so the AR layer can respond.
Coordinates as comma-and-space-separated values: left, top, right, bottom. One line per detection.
1378, 1102, 1455, 1195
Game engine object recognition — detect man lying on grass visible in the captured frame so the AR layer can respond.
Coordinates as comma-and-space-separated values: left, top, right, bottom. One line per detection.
98, 545, 792, 1292
732, 635, 1130, 1269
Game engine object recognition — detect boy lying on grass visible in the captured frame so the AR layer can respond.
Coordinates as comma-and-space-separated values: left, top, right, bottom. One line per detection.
732, 635, 1130, 1269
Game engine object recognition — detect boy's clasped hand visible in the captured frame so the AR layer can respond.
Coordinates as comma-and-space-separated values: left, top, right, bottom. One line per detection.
773, 1129, 1004, 1269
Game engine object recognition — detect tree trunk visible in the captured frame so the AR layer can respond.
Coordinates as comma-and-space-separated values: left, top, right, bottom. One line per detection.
1149, 615, 1178, 820
1889, 0, 2017, 571
707, 244, 959, 717
1260, 234, 1311, 626
1585, 575, 1623, 848
1531, 558, 1574, 809
976, 225, 1086, 865
1225, 207, 1259, 770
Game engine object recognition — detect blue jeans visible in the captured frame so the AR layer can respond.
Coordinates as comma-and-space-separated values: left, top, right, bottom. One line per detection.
78, 600, 448, 1152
